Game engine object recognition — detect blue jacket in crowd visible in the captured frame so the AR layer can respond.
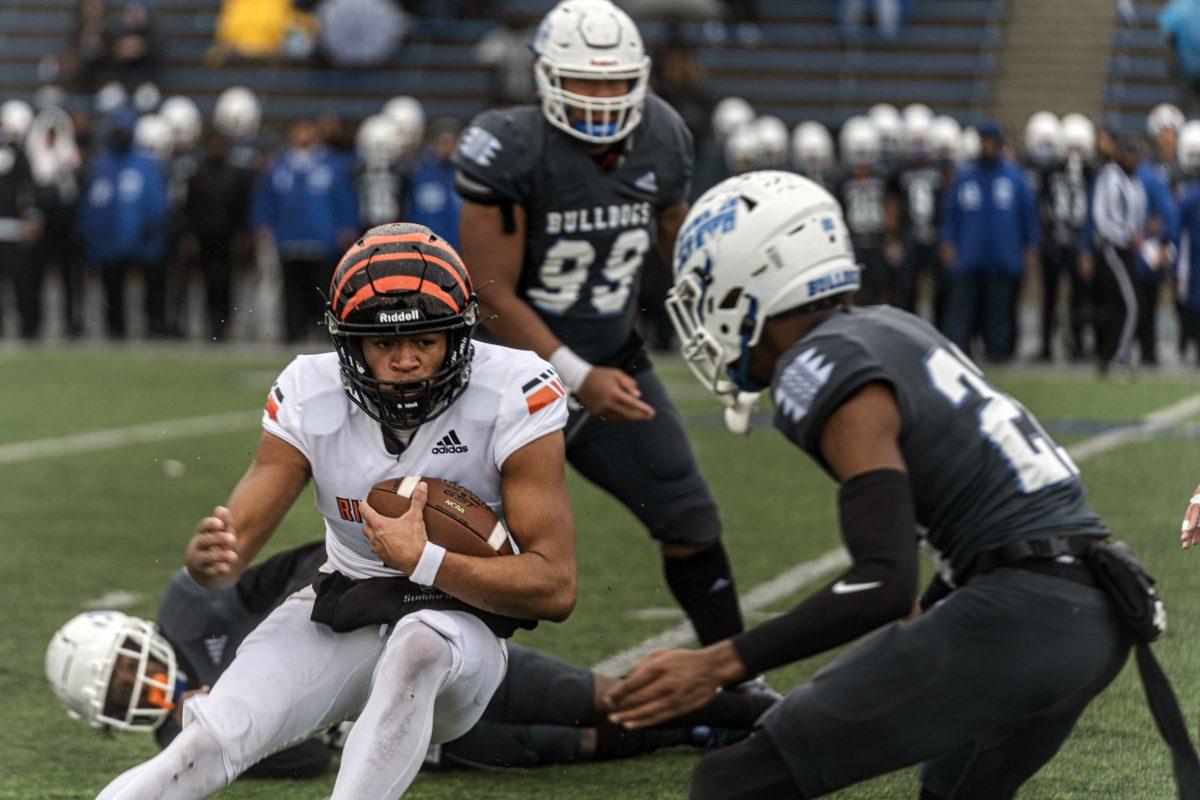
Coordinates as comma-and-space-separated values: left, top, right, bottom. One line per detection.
1176, 181, 1200, 310
1136, 162, 1180, 279
251, 146, 359, 262
76, 145, 168, 266
940, 158, 1038, 276
403, 152, 461, 251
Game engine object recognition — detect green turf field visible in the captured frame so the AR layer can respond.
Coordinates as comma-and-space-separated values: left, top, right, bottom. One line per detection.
2, 345, 1199, 799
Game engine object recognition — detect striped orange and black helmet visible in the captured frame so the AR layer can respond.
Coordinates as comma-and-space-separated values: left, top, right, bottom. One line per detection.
325, 222, 479, 429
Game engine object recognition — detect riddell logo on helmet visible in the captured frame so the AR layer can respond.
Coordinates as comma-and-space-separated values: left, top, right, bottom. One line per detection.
377, 309, 422, 324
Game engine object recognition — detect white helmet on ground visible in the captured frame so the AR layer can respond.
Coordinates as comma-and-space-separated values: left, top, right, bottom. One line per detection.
929, 115, 961, 161
753, 115, 788, 167
531, 0, 651, 145
357, 113, 400, 166
1062, 113, 1095, 159
134, 113, 174, 161
667, 171, 858, 413
958, 126, 981, 162
1147, 103, 1185, 136
792, 121, 833, 174
724, 123, 761, 173
213, 86, 261, 139
1024, 111, 1064, 165
840, 115, 880, 167
0, 99, 33, 144
383, 95, 425, 154
712, 96, 754, 141
45, 611, 177, 732
1179, 120, 1200, 173
868, 103, 902, 153
160, 96, 202, 150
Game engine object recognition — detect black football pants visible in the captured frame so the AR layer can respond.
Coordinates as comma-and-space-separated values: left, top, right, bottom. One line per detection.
690, 567, 1130, 800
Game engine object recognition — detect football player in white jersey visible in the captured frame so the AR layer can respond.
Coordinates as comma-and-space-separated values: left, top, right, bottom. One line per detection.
93, 222, 577, 800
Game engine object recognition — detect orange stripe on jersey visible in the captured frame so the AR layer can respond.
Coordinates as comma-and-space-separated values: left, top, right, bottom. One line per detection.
265, 394, 280, 421
331, 252, 470, 314
525, 384, 563, 415
339, 275, 461, 320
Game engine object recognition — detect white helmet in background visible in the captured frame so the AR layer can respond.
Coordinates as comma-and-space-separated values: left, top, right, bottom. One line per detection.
868, 103, 902, 154
531, 0, 651, 145
213, 86, 261, 139
902, 103, 934, 159
792, 121, 833, 174
958, 126, 981, 162
929, 115, 961, 161
712, 96, 754, 141
724, 123, 761, 173
0, 99, 33, 144
1147, 103, 1185, 136
1062, 113, 1095, 159
840, 115, 880, 167
134, 113, 174, 161
45, 611, 178, 732
667, 171, 858, 413
357, 113, 400, 167
383, 95, 425, 154
1024, 111, 1064, 165
132, 81, 161, 114
1178, 120, 1200, 173
95, 81, 128, 115
753, 115, 788, 167
160, 96, 202, 150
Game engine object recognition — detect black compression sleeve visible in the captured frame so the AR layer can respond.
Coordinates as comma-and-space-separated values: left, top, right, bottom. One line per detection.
731, 469, 919, 677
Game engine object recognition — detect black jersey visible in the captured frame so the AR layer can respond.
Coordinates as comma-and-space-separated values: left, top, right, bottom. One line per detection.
1041, 161, 1092, 249
156, 541, 325, 686
837, 172, 887, 251
771, 305, 1106, 574
453, 95, 693, 362
887, 163, 942, 246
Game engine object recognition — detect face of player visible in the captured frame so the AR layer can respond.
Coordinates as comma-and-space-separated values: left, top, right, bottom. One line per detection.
362, 333, 448, 386
561, 77, 630, 128
105, 652, 172, 715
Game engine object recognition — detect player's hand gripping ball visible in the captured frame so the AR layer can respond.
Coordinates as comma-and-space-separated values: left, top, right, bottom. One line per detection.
362, 477, 513, 572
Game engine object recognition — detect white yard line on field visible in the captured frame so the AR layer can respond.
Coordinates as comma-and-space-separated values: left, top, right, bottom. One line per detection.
0, 411, 260, 465
592, 390, 1200, 674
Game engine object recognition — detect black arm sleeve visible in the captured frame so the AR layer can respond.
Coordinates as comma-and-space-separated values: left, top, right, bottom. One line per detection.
235, 540, 326, 614
731, 469, 919, 677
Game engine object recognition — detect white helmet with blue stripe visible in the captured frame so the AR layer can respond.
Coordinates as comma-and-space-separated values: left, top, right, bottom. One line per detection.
667, 171, 858, 428
532, 0, 650, 145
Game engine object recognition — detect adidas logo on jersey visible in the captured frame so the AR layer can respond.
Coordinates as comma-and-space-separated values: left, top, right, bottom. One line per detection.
431, 429, 469, 455
635, 171, 658, 193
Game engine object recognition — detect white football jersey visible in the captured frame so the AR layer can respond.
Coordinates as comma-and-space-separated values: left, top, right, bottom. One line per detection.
262, 341, 568, 579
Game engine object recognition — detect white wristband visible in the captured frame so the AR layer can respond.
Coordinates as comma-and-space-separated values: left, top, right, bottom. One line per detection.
409, 541, 446, 587
549, 346, 593, 393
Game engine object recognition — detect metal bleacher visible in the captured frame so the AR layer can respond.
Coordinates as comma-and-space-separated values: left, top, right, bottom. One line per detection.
1104, 0, 1184, 132
0, 0, 1005, 128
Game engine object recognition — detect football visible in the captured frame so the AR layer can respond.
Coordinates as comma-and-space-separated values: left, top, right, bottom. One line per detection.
367, 476, 514, 558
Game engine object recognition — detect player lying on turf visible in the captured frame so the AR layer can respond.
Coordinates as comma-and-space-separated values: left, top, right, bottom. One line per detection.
87, 223, 578, 800
606, 172, 1139, 800
46, 541, 773, 775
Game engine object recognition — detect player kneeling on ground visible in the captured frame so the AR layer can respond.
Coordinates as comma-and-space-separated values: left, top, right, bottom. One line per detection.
89, 223, 578, 800
47, 542, 774, 778
606, 172, 1164, 799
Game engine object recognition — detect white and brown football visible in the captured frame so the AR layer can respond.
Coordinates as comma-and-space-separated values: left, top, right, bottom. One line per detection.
367, 476, 514, 558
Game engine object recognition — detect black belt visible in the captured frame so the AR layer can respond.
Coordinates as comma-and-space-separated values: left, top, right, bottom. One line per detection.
956, 534, 1100, 587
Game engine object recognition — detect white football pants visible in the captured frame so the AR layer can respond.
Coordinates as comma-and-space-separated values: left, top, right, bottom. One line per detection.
95, 586, 507, 800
